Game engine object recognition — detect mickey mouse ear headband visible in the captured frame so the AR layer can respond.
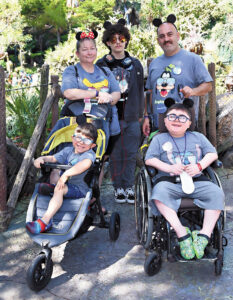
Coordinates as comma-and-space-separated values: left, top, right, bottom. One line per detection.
152, 14, 177, 31
164, 97, 194, 108
103, 18, 127, 30
76, 29, 98, 41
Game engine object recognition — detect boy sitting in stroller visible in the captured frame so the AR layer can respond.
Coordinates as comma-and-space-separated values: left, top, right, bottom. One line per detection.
26, 122, 97, 234
145, 98, 224, 260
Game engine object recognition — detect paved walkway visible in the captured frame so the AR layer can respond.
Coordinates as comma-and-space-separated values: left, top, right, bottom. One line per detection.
1, 168, 233, 299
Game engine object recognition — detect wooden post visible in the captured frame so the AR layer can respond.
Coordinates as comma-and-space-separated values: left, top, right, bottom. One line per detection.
208, 63, 217, 147
0, 67, 7, 211
198, 95, 206, 135
40, 64, 49, 110
51, 75, 61, 127
37, 64, 49, 156
0, 67, 11, 231
7, 80, 60, 211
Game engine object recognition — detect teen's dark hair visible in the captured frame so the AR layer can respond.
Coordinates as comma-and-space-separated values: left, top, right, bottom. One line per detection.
75, 123, 98, 143
166, 103, 192, 119
102, 23, 131, 49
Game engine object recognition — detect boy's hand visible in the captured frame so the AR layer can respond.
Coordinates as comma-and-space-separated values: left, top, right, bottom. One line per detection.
184, 164, 201, 177
169, 163, 185, 175
56, 173, 68, 190
34, 157, 45, 168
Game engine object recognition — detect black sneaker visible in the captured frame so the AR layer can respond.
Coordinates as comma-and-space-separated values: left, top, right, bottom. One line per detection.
114, 188, 126, 203
38, 183, 55, 196
125, 187, 135, 204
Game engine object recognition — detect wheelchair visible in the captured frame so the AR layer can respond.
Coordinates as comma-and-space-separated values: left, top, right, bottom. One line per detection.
135, 101, 227, 277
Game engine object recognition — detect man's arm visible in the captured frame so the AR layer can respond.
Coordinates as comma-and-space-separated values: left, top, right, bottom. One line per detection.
180, 82, 212, 98
142, 90, 152, 136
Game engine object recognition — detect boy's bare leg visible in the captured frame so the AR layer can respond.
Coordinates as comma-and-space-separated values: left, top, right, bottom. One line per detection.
200, 209, 221, 237
50, 169, 60, 185
155, 199, 187, 238
42, 185, 68, 224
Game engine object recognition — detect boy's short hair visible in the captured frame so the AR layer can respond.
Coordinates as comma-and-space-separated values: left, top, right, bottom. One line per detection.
166, 103, 192, 119
75, 123, 98, 143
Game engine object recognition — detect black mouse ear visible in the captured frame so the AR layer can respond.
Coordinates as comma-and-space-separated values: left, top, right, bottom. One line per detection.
167, 14, 176, 24
76, 32, 82, 41
91, 29, 98, 39
164, 97, 175, 108
118, 18, 126, 26
152, 18, 162, 27
103, 21, 112, 29
183, 98, 194, 108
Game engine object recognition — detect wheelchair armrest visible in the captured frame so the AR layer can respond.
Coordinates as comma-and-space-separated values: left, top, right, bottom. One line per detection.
145, 165, 157, 178
211, 159, 223, 168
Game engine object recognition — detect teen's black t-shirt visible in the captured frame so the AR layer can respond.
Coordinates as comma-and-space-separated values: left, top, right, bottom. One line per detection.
109, 58, 132, 120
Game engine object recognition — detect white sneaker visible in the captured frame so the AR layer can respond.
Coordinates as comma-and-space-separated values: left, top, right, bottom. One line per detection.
125, 187, 135, 204
115, 188, 126, 203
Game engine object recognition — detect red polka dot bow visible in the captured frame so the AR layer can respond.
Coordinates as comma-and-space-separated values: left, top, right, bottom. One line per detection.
80, 31, 95, 39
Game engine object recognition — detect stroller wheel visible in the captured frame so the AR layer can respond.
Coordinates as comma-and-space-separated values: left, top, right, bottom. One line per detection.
109, 212, 120, 241
27, 254, 53, 291
144, 253, 162, 276
215, 258, 223, 276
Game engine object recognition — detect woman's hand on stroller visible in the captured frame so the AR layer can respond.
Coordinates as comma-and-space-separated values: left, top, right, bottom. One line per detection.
97, 91, 113, 104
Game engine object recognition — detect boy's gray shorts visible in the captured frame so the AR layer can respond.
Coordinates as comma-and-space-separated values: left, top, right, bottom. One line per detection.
150, 180, 224, 215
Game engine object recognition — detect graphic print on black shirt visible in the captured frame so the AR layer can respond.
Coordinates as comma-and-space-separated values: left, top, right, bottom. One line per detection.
112, 61, 131, 120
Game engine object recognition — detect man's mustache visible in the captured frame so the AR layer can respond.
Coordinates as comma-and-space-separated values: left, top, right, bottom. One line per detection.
164, 41, 172, 45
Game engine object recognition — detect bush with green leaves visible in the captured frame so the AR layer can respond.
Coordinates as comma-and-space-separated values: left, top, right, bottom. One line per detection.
6, 89, 52, 148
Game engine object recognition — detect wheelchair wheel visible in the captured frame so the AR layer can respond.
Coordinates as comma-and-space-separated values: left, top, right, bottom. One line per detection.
26, 254, 53, 291
109, 212, 120, 241
135, 168, 153, 248
215, 258, 223, 276
144, 252, 162, 276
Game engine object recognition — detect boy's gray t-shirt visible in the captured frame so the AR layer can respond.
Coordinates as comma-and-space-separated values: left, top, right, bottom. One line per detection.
146, 49, 213, 126
145, 131, 216, 179
61, 63, 120, 118
54, 146, 96, 195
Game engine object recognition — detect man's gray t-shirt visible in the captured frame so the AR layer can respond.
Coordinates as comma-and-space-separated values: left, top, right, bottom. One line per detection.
54, 146, 96, 195
61, 63, 120, 118
145, 131, 216, 179
146, 49, 213, 126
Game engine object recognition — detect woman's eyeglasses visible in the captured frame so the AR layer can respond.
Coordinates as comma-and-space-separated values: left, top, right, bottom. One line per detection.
166, 114, 190, 123
73, 134, 93, 145
110, 35, 126, 44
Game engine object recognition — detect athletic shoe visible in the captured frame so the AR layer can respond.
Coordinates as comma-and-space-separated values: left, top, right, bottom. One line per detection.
114, 187, 126, 203
38, 183, 55, 196
178, 227, 195, 260
26, 218, 52, 234
125, 187, 135, 204
192, 230, 209, 259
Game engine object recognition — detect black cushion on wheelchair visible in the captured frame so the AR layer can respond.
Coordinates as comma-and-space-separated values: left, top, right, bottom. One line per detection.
179, 198, 200, 210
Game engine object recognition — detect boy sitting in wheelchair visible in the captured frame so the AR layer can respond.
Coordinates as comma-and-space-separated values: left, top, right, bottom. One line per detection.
145, 98, 224, 260
26, 123, 97, 234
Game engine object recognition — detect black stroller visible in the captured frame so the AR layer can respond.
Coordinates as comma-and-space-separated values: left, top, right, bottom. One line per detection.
26, 116, 120, 291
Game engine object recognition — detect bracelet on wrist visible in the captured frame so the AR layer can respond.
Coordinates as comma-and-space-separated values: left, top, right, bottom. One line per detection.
95, 90, 99, 97
197, 162, 202, 171
144, 115, 149, 119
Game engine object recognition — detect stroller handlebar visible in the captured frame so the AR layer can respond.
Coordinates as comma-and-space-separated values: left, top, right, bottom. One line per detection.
41, 162, 71, 171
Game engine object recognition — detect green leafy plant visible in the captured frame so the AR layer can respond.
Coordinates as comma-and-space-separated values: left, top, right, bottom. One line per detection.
6, 89, 40, 147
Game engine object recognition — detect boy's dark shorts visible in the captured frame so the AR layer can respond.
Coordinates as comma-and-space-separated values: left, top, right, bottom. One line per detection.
64, 183, 85, 199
